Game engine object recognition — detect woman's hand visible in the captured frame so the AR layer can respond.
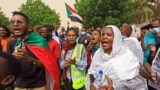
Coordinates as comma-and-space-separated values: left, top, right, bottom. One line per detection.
64, 58, 75, 68
64, 60, 70, 68
100, 75, 114, 90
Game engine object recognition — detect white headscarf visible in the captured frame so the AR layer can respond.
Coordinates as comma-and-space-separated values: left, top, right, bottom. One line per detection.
100, 25, 122, 60
85, 25, 140, 90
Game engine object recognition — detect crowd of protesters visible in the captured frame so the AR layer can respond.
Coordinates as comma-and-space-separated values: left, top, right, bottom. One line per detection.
0, 11, 160, 90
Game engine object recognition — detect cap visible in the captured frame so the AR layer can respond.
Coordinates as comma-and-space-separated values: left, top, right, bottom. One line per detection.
99, 70, 103, 75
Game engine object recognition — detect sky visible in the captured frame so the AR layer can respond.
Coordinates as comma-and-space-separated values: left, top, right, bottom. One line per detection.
0, 0, 81, 28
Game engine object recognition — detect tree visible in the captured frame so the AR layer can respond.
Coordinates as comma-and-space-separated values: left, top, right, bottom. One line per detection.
75, 0, 135, 28
153, 0, 160, 19
19, 0, 60, 26
0, 7, 9, 26
133, 0, 160, 24
133, 0, 155, 24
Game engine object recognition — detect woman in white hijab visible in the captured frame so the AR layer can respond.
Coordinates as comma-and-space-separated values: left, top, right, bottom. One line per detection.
85, 25, 147, 90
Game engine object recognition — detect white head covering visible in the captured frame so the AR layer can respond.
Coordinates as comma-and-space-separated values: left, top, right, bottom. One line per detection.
100, 25, 122, 60
130, 26, 136, 37
85, 25, 140, 90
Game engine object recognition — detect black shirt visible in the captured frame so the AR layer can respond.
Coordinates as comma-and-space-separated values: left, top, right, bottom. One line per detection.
7, 40, 46, 88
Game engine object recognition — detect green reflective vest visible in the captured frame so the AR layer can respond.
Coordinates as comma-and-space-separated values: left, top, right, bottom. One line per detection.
62, 44, 86, 89
70, 44, 86, 89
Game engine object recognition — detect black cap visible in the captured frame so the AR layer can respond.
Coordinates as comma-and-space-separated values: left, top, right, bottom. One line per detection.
141, 24, 153, 30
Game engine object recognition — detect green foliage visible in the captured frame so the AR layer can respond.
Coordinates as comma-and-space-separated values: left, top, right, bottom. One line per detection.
133, 0, 154, 23
0, 8, 9, 26
75, 0, 135, 28
19, 0, 60, 26
133, 0, 160, 24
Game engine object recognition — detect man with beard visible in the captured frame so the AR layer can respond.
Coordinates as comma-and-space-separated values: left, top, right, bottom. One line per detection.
7, 11, 59, 90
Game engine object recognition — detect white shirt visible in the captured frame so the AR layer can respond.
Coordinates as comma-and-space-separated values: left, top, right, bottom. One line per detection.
52, 32, 60, 44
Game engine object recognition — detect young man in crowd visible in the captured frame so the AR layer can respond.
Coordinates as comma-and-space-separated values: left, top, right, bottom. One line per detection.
7, 11, 59, 90
78, 27, 91, 48
59, 27, 66, 45
87, 29, 101, 69
40, 25, 61, 62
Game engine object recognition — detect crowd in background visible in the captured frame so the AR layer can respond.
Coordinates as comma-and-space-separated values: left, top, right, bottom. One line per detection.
0, 11, 160, 90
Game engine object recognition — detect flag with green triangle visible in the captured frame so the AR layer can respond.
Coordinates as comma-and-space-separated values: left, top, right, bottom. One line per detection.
65, 2, 82, 23
15, 32, 60, 90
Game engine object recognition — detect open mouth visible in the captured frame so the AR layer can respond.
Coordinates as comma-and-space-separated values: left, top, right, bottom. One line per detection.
13, 28, 21, 33
101, 41, 108, 45
92, 37, 95, 40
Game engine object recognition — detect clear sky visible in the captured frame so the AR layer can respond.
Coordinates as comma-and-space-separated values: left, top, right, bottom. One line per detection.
0, 0, 81, 28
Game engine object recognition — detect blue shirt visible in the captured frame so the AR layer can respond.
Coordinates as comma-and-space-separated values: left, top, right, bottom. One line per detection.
143, 32, 160, 63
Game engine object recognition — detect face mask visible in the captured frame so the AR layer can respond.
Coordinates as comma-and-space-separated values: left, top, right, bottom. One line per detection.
81, 31, 86, 35
122, 35, 126, 40
84, 39, 88, 44
152, 28, 160, 34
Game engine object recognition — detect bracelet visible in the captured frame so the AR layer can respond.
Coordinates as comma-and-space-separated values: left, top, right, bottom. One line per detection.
30, 58, 37, 66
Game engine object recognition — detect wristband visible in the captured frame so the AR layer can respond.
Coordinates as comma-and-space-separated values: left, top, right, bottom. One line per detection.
30, 58, 37, 66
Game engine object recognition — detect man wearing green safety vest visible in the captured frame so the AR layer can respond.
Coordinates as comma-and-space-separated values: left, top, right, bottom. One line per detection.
60, 28, 87, 90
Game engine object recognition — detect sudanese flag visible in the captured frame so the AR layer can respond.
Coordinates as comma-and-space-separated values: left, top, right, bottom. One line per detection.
65, 2, 82, 23
15, 31, 60, 90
